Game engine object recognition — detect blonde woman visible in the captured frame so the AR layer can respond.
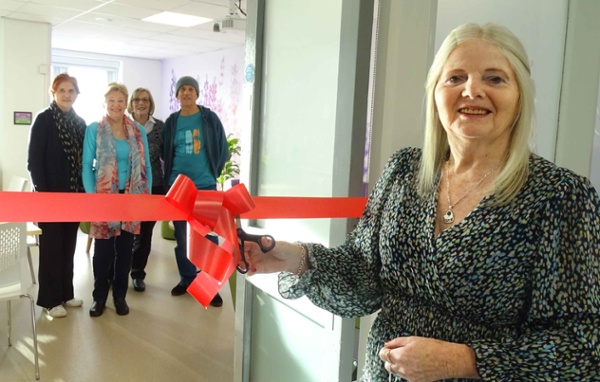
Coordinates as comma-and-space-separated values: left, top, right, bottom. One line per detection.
82, 83, 152, 317
243, 23, 600, 380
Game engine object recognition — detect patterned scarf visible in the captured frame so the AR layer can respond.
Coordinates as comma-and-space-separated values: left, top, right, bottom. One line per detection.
90, 115, 149, 239
49, 101, 85, 192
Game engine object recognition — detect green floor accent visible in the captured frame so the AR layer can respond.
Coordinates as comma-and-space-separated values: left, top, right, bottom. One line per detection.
229, 271, 237, 307
161, 221, 175, 240
79, 221, 90, 234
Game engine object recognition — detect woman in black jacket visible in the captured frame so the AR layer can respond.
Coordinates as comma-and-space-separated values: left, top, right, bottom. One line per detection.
27, 73, 87, 318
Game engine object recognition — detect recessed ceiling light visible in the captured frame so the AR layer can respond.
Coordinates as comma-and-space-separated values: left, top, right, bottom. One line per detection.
143, 11, 212, 27
95, 17, 112, 22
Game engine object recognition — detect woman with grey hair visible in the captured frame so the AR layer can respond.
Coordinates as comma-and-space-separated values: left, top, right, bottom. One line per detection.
242, 23, 600, 380
126, 87, 165, 293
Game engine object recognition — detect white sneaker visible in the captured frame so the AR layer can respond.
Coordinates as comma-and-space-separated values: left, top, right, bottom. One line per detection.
64, 298, 83, 307
47, 305, 67, 318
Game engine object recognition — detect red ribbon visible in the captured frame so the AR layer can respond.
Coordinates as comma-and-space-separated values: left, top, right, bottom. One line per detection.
0, 176, 367, 307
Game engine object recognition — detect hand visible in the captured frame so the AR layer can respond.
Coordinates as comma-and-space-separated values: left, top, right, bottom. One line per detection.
379, 336, 479, 381
242, 240, 301, 276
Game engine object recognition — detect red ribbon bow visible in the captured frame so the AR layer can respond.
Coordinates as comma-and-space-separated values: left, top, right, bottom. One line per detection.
165, 175, 255, 307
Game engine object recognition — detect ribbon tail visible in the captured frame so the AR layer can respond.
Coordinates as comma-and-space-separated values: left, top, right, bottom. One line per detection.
187, 203, 241, 307
187, 270, 232, 308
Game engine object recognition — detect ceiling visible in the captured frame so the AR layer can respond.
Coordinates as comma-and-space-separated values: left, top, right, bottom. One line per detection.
0, 0, 247, 60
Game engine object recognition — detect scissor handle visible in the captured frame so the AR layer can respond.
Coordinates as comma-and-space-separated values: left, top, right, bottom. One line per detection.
237, 261, 249, 274
237, 228, 276, 253
236, 228, 276, 274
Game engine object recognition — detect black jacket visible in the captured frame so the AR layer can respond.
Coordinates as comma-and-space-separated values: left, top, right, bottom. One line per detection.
27, 108, 86, 192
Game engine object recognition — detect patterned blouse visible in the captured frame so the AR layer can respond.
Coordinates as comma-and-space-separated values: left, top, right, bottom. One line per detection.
280, 147, 600, 381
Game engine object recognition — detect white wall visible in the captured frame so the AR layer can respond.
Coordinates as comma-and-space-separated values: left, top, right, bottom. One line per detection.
120, 56, 163, 109
0, 18, 51, 188
369, 0, 437, 181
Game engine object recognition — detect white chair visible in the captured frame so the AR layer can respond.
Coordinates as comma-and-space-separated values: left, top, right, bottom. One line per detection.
0, 222, 40, 380
4, 176, 38, 284
7, 175, 30, 192
26, 223, 41, 284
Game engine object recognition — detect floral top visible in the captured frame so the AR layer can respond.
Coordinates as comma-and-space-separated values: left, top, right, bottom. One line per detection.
280, 147, 600, 381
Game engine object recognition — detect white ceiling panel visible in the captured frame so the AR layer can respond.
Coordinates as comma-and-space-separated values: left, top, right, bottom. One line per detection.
98, 27, 161, 39
3, 11, 65, 25
27, 0, 102, 11
121, 19, 180, 34
94, 3, 161, 19
112, 0, 191, 12
0, 0, 247, 59
171, 3, 229, 19
1, 0, 25, 12
19, 3, 85, 19
54, 20, 116, 35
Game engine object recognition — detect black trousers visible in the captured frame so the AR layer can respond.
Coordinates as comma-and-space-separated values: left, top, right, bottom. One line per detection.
36, 222, 80, 309
131, 221, 156, 279
92, 231, 134, 301
131, 185, 164, 280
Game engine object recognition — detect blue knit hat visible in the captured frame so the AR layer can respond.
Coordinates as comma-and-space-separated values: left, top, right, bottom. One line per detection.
176, 76, 199, 96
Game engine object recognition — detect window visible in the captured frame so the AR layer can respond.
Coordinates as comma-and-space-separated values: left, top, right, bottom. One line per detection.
51, 54, 120, 124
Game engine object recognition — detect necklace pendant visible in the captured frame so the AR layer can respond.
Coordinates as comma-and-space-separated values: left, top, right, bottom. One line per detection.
443, 209, 454, 224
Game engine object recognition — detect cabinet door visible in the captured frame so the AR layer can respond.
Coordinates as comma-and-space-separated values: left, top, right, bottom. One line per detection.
554, 0, 600, 178
590, 77, 600, 190
234, 0, 373, 381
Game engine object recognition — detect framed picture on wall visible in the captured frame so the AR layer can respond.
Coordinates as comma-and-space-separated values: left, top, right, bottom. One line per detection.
14, 111, 32, 125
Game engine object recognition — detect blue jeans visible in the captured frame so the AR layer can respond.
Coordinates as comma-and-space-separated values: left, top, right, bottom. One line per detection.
173, 220, 196, 285
172, 184, 218, 286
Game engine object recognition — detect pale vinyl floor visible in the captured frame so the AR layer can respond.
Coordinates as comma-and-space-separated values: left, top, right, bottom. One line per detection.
0, 226, 235, 382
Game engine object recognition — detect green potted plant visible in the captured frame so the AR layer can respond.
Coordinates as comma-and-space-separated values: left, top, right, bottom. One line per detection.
218, 133, 241, 190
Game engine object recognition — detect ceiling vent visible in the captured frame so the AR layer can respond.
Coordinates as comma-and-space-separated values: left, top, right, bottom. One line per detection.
218, 17, 246, 32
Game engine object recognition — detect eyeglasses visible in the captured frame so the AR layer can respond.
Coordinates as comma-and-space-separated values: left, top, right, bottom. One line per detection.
133, 98, 150, 103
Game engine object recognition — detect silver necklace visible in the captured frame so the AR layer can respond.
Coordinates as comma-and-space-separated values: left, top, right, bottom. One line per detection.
442, 162, 498, 224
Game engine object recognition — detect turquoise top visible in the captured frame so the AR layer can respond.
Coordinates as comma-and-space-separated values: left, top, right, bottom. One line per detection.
169, 111, 213, 188
82, 121, 152, 192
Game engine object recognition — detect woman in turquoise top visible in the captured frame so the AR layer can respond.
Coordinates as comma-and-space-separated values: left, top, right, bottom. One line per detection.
82, 82, 151, 318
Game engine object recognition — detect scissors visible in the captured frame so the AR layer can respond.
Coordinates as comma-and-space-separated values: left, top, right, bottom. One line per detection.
236, 221, 275, 274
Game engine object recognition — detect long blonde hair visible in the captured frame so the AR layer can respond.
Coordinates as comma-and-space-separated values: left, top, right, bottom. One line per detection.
418, 23, 535, 205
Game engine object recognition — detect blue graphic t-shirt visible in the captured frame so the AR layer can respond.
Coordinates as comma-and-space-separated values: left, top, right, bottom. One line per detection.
169, 112, 213, 188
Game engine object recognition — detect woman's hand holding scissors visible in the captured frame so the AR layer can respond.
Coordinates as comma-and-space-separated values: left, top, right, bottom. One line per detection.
242, 239, 307, 276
